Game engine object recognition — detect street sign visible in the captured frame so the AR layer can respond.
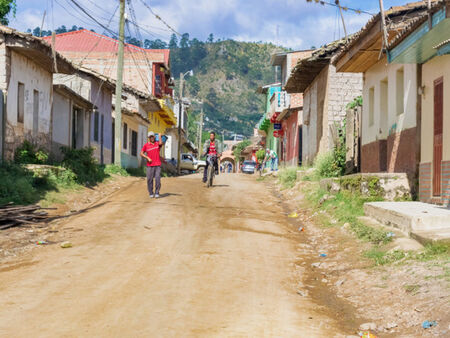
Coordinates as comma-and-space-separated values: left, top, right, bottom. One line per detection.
274, 123, 282, 130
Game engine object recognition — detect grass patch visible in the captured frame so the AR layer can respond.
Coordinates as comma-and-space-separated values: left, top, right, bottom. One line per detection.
105, 164, 129, 177
278, 167, 299, 189
364, 248, 407, 265
404, 284, 421, 294
126, 167, 146, 177
414, 243, 450, 261
303, 182, 390, 244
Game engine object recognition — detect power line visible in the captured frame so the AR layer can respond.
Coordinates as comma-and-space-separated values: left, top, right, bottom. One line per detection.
138, 0, 181, 36
305, 0, 375, 16
68, 0, 118, 36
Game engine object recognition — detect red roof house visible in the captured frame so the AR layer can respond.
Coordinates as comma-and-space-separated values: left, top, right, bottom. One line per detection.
43, 29, 172, 98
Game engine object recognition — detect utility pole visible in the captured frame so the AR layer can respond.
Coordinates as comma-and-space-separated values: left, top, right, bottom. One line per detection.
427, 0, 432, 29
198, 106, 203, 154
336, 1, 348, 40
176, 72, 184, 175
378, 0, 389, 52
114, 0, 125, 166
39, 10, 46, 37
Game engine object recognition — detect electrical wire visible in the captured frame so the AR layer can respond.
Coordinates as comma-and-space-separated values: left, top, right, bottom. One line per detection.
305, 0, 375, 16
68, 0, 118, 36
138, 0, 181, 36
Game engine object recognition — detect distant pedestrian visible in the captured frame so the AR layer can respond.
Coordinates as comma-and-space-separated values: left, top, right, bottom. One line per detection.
140, 132, 163, 198
265, 148, 278, 171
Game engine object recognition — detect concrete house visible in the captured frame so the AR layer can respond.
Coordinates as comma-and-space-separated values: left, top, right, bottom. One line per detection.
285, 40, 363, 165
0, 27, 75, 160
333, 2, 430, 178
270, 50, 313, 166
52, 83, 96, 158
53, 68, 116, 164
43, 30, 176, 131
387, 0, 450, 205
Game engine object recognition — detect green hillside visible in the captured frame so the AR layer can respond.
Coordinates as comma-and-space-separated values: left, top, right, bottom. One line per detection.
168, 34, 286, 138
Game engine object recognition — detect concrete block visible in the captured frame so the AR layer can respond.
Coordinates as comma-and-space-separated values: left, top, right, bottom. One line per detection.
364, 201, 450, 241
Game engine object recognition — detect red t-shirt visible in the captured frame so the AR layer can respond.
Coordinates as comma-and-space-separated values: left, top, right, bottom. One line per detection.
208, 141, 217, 155
141, 142, 162, 167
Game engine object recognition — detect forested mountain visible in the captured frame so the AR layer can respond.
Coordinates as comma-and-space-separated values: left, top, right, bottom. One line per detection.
168, 33, 286, 137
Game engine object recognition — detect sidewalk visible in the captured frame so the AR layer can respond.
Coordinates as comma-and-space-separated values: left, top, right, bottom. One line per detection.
364, 201, 450, 244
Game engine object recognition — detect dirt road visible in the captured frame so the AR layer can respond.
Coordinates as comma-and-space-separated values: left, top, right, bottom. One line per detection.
0, 174, 349, 337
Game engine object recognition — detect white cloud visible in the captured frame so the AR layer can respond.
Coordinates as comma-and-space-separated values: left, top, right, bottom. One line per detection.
9, 0, 376, 50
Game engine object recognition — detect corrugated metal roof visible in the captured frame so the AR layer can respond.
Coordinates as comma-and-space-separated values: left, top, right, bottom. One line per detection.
42, 29, 170, 66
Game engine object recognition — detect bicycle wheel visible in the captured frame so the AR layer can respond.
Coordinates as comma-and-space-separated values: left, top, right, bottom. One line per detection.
207, 165, 214, 187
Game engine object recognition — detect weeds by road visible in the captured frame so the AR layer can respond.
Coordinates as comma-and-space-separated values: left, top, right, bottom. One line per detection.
267, 166, 450, 336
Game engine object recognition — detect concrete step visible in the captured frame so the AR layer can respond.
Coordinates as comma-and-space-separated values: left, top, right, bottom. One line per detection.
364, 202, 450, 243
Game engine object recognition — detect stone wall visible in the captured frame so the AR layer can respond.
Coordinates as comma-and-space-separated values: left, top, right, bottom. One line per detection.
320, 173, 412, 201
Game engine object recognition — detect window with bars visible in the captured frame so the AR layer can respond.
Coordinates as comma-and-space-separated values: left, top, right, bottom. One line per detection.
94, 111, 99, 142
123, 123, 128, 150
131, 130, 138, 157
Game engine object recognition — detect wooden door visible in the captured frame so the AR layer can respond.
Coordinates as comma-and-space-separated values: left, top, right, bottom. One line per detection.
433, 78, 443, 196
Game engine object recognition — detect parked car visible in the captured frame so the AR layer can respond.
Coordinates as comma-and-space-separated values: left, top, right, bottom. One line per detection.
180, 153, 206, 172
241, 160, 256, 174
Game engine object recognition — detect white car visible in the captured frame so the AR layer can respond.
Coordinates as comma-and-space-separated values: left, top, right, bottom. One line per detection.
180, 153, 206, 171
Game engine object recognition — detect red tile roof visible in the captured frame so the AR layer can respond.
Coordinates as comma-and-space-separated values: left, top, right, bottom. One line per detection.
42, 29, 169, 66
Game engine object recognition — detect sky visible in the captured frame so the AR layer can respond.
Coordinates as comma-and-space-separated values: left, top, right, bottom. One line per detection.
10, 0, 411, 49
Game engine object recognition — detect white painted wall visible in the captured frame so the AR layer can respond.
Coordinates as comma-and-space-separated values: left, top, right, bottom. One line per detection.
7, 51, 52, 133
421, 54, 450, 163
362, 58, 417, 146
52, 91, 70, 146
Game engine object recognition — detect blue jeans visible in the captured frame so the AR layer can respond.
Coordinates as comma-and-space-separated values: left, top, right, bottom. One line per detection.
270, 158, 278, 171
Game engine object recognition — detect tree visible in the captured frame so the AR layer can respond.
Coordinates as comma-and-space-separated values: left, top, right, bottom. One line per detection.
32, 26, 41, 37
233, 140, 251, 160
0, 0, 16, 25
207, 33, 214, 43
187, 76, 200, 96
55, 25, 67, 34
144, 39, 167, 49
179, 33, 190, 49
168, 33, 178, 49
125, 36, 142, 47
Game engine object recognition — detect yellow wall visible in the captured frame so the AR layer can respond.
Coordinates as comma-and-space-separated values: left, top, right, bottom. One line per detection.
147, 111, 171, 134
421, 55, 450, 163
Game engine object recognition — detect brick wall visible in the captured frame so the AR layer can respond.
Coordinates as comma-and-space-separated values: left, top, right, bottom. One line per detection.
443, 161, 450, 206
290, 93, 303, 110
387, 127, 417, 174
327, 66, 363, 127
419, 161, 450, 206
419, 162, 431, 202
361, 139, 387, 173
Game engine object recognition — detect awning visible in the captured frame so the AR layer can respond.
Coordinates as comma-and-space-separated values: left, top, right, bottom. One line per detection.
157, 98, 177, 126
257, 114, 270, 132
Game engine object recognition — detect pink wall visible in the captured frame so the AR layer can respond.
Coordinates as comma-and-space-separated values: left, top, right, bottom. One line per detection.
281, 110, 299, 166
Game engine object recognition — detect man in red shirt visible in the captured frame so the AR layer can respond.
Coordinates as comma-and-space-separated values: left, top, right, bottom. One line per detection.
140, 131, 163, 198
202, 131, 222, 183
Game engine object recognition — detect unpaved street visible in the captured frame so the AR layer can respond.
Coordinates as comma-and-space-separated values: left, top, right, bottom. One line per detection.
0, 174, 349, 337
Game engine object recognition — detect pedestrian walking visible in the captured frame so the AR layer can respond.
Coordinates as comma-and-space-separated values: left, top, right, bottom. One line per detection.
140, 131, 163, 198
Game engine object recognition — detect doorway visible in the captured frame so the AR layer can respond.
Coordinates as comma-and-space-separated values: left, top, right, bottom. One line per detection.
433, 77, 443, 196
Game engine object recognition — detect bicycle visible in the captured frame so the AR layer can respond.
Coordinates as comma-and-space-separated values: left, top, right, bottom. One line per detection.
206, 154, 217, 188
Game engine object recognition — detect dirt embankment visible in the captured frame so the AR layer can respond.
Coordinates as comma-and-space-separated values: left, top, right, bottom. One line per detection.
271, 178, 450, 338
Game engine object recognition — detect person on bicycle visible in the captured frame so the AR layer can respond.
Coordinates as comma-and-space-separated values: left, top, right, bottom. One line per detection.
202, 131, 222, 183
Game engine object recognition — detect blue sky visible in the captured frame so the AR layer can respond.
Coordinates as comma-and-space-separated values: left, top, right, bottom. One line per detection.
11, 0, 410, 49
